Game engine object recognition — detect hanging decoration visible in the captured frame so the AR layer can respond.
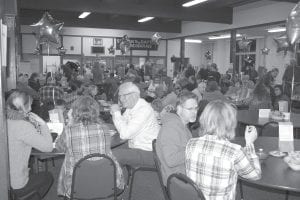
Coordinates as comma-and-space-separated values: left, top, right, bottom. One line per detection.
31, 12, 64, 55
286, 2, 300, 45
237, 36, 252, 51
108, 45, 115, 55
57, 46, 67, 56
204, 51, 212, 60
171, 55, 176, 63
273, 35, 293, 56
244, 56, 254, 64
261, 47, 270, 55
151, 32, 162, 46
119, 35, 131, 55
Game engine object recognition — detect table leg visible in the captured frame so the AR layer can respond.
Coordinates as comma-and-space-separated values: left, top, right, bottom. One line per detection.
239, 179, 244, 200
285, 191, 289, 200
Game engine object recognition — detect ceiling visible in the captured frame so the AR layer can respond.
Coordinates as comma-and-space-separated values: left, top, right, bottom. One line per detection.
17, 0, 298, 33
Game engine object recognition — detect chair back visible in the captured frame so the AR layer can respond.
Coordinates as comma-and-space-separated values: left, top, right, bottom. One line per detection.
167, 173, 205, 200
70, 153, 119, 200
261, 121, 279, 137
152, 140, 169, 200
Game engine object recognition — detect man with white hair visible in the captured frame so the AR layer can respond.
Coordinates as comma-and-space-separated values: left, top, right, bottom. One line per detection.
111, 82, 160, 166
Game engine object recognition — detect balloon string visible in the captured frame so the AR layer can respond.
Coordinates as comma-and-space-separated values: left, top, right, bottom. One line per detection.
291, 44, 297, 112
47, 43, 50, 56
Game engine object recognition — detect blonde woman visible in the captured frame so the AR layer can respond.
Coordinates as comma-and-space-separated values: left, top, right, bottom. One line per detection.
185, 100, 261, 200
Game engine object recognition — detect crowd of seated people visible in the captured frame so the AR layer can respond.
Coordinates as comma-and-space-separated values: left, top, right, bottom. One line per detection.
7, 60, 300, 200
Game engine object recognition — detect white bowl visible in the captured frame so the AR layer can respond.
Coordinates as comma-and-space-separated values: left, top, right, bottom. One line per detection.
284, 156, 300, 171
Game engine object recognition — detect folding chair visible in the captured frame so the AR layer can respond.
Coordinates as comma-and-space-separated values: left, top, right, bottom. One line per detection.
69, 153, 124, 200
167, 173, 205, 200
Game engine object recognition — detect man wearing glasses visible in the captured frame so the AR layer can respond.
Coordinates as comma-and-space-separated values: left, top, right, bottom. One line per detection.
156, 91, 198, 185
110, 82, 160, 167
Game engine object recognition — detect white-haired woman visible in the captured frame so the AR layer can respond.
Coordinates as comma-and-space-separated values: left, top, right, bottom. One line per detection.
7, 90, 53, 198
185, 100, 261, 200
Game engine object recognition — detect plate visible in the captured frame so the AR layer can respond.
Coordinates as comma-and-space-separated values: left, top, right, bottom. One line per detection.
269, 151, 287, 157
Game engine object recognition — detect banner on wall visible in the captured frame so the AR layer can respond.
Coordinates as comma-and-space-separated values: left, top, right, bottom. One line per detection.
116, 37, 158, 51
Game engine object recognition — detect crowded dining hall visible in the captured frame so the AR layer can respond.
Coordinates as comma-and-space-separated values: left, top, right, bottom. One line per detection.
1, 0, 300, 200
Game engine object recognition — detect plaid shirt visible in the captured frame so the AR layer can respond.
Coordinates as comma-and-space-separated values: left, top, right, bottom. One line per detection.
55, 123, 124, 197
186, 135, 261, 200
39, 84, 64, 103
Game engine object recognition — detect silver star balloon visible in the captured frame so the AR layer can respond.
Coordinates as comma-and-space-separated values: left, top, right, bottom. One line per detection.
31, 12, 64, 50
151, 32, 162, 46
287, 2, 300, 45
274, 35, 294, 56
261, 47, 270, 55
120, 35, 131, 55
238, 36, 252, 51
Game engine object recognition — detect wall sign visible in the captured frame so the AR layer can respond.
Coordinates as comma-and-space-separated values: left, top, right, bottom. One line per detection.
116, 37, 158, 51
93, 38, 103, 46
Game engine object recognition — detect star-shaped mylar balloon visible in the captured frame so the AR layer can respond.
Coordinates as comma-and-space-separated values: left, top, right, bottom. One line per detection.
287, 2, 300, 45
108, 45, 115, 55
31, 12, 64, 46
261, 47, 270, 55
238, 36, 252, 51
273, 35, 294, 56
151, 32, 162, 46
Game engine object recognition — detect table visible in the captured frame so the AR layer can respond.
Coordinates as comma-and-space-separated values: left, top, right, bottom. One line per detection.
233, 137, 300, 199
31, 134, 127, 171
237, 110, 300, 128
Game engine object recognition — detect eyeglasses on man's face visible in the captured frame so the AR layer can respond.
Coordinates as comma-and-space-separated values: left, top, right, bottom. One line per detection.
182, 106, 198, 111
118, 92, 135, 99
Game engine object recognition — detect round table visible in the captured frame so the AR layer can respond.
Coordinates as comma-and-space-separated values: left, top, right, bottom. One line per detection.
233, 137, 300, 198
237, 110, 300, 128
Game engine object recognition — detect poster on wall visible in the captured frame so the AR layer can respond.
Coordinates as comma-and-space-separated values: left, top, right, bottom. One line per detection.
116, 37, 158, 51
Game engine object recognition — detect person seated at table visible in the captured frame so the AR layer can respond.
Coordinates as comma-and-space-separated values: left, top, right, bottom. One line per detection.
6, 90, 54, 199
272, 84, 290, 111
39, 77, 64, 105
111, 82, 160, 167
157, 91, 198, 185
247, 81, 273, 110
202, 80, 229, 102
225, 80, 243, 100
185, 100, 261, 200
55, 96, 124, 198
28, 73, 41, 92
192, 80, 206, 102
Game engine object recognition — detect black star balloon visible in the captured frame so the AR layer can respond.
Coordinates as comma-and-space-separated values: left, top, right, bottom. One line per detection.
108, 45, 115, 55
205, 51, 212, 60
31, 12, 64, 50
274, 35, 294, 56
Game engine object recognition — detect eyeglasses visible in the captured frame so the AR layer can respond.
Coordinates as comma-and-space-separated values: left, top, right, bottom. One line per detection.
118, 92, 135, 99
182, 106, 198, 111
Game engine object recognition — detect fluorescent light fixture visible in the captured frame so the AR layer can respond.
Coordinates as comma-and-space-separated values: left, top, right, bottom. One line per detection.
185, 39, 202, 43
208, 34, 241, 40
78, 12, 91, 19
267, 27, 286, 33
182, 0, 209, 7
138, 17, 154, 23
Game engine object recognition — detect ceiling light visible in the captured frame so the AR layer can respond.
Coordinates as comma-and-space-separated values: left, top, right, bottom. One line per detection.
182, 0, 209, 7
185, 39, 202, 43
138, 17, 154, 23
78, 12, 91, 19
208, 34, 241, 40
267, 27, 286, 33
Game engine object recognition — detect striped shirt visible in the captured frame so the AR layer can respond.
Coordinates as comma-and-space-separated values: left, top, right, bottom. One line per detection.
186, 135, 261, 200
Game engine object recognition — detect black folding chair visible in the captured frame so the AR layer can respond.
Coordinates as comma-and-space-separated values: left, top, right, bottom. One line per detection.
152, 139, 170, 200
167, 173, 205, 200
69, 153, 124, 200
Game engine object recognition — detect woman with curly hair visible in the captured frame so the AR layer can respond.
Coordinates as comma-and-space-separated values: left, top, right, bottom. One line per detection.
55, 96, 124, 198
